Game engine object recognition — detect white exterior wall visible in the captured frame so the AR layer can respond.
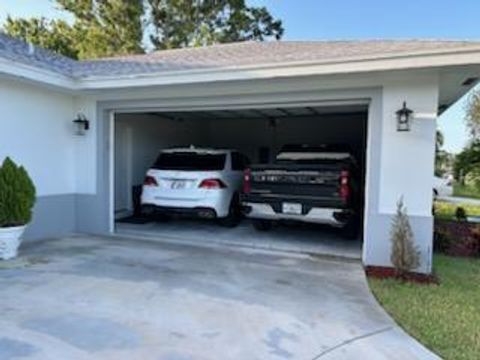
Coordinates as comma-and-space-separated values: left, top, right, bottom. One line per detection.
0, 78, 79, 239
0, 70, 439, 273
0, 78, 75, 196
379, 76, 438, 215
364, 74, 438, 273
73, 96, 97, 195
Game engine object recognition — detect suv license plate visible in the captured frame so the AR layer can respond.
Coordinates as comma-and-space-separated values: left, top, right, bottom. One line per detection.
171, 180, 186, 189
282, 203, 302, 215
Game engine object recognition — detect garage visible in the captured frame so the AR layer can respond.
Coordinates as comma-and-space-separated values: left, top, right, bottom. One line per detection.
6, 37, 479, 272
113, 103, 368, 258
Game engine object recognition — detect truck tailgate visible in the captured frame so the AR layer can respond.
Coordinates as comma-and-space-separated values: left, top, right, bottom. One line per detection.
248, 163, 347, 208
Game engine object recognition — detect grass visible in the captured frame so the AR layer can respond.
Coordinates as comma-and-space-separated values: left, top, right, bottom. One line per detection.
453, 184, 480, 200
434, 201, 480, 221
369, 255, 480, 360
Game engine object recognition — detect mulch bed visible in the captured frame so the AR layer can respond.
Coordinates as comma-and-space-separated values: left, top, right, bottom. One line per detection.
365, 265, 439, 284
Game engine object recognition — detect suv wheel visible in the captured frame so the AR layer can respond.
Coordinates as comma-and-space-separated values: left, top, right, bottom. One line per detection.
219, 195, 241, 228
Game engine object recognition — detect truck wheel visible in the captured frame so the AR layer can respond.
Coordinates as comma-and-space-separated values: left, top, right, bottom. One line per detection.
253, 220, 273, 231
341, 220, 359, 239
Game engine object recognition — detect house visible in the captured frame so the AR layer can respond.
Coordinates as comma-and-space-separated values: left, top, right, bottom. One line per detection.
1, 33, 480, 274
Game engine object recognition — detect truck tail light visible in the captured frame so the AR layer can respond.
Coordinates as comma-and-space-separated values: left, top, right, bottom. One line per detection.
339, 170, 350, 202
143, 175, 158, 186
243, 168, 251, 193
199, 178, 227, 189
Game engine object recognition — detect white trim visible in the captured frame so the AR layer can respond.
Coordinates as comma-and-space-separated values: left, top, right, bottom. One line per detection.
110, 98, 371, 114
125, 126, 134, 212
0, 57, 76, 90
106, 94, 373, 247
108, 110, 115, 234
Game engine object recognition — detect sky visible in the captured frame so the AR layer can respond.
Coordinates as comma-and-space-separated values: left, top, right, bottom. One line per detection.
1, 0, 479, 153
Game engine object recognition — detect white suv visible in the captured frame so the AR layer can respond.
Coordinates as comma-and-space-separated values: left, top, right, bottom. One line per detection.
141, 147, 249, 226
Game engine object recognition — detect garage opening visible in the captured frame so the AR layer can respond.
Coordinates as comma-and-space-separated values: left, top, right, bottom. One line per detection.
113, 104, 368, 259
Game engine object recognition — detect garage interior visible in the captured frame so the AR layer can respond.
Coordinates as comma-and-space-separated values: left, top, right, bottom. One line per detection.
113, 104, 368, 259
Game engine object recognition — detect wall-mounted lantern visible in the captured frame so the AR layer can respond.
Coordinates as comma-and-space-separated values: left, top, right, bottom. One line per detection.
396, 101, 413, 132
73, 113, 89, 136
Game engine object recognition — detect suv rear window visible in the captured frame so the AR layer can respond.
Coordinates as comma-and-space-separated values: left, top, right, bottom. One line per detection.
153, 152, 226, 171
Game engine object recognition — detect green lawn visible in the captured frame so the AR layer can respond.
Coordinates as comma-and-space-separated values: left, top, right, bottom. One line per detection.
434, 201, 480, 221
453, 184, 480, 200
369, 255, 480, 360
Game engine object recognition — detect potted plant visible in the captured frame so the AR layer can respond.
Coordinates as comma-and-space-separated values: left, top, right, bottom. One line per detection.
0, 157, 36, 260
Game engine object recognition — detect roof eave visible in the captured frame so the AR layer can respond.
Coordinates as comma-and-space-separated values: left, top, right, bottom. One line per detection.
0, 57, 76, 90
78, 48, 480, 90
2, 46, 480, 92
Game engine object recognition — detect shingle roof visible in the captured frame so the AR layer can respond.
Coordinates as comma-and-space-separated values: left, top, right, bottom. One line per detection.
0, 33, 75, 76
1, 32, 480, 79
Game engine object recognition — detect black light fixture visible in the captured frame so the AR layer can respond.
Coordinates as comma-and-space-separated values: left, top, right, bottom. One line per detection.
396, 101, 413, 132
73, 113, 89, 136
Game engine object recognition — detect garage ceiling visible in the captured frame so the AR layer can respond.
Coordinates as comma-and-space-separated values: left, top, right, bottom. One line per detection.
146, 104, 368, 122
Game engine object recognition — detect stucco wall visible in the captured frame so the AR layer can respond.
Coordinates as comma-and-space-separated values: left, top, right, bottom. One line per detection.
0, 78, 76, 239
363, 74, 438, 273
1, 70, 438, 273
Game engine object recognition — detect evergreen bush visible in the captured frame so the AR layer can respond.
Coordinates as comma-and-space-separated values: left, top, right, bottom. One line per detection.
0, 157, 36, 227
390, 197, 420, 276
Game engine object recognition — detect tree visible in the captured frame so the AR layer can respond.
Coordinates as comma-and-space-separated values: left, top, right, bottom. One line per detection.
3, 0, 144, 60
2, 0, 283, 59
4, 17, 78, 59
148, 0, 284, 50
390, 198, 420, 276
465, 89, 480, 139
454, 140, 480, 187
435, 129, 447, 176
59, 0, 144, 59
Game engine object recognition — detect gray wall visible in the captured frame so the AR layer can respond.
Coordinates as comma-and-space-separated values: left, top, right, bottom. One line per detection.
23, 195, 75, 243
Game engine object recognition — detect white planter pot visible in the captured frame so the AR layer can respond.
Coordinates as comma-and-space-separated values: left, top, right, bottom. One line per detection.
0, 225, 27, 260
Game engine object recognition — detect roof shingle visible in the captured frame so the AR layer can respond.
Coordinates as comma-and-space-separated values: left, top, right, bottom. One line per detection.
1, 32, 480, 79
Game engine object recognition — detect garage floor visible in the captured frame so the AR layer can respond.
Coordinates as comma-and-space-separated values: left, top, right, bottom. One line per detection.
115, 219, 362, 260
0, 235, 436, 359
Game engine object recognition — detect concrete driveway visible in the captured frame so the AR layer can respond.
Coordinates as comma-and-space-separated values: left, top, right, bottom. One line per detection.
0, 235, 437, 360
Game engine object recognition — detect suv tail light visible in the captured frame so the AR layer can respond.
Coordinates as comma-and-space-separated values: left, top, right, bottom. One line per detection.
199, 178, 227, 189
143, 175, 158, 186
339, 170, 350, 202
243, 169, 251, 193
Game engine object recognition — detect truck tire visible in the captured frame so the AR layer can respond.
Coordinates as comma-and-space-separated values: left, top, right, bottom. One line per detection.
252, 219, 273, 231
341, 220, 359, 239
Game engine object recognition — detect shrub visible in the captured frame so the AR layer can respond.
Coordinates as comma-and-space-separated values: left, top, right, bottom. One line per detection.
434, 220, 480, 257
390, 197, 420, 276
0, 157, 36, 227
455, 206, 467, 221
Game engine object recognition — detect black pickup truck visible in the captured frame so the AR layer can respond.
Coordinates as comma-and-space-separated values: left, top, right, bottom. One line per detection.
241, 144, 360, 238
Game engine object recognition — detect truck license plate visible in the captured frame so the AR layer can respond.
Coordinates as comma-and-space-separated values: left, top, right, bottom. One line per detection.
282, 202, 302, 215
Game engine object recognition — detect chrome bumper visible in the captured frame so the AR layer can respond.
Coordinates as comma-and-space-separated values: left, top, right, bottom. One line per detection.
243, 202, 347, 226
